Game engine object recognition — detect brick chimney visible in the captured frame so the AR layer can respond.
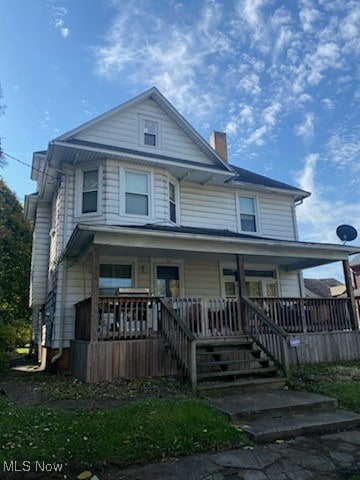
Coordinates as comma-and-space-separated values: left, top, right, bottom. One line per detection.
210, 131, 228, 162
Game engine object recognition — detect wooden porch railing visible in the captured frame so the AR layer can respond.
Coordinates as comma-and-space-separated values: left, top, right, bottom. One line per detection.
242, 296, 290, 378
158, 298, 197, 391
251, 297, 354, 333
167, 297, 242, 337
75, 295, 357, 342
75, 296, 161, 341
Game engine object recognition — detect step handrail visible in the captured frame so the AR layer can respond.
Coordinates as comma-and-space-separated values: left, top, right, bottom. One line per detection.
242, 296, 290, 379
158, 298, 197, 391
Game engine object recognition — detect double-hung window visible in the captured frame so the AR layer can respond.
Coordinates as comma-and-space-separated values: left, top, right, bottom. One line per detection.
125, 170, 149, 216
143, 120, 157, 146
82, 169, 98, 214
239, 196, 257, 232
169, 182, 177, 223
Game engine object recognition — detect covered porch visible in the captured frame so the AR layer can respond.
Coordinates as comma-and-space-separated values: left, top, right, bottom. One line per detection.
67, 224, 360, 386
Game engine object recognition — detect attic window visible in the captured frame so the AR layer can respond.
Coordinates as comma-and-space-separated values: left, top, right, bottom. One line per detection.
144, 120, 157, 146
140, 116, 161, 148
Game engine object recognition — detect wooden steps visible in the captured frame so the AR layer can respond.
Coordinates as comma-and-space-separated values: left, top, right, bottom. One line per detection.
196, 336, 285, 395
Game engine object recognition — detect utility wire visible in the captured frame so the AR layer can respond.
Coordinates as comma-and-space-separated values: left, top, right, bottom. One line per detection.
2, 151, 59, 181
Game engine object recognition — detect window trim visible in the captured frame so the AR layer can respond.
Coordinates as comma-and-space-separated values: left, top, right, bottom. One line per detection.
219, 263, 278, 298
237, 194, 260, 234
120, 166, 154, 218
75, 166, 102, 217
151, 259, 185, 297
139, 115, 162, 149
168, 179, 180, 224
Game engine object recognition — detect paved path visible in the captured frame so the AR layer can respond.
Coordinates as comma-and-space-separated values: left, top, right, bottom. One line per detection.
112, 431, 360, 479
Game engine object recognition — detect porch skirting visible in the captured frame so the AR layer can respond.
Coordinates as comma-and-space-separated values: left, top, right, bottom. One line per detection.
288, 331, 360, 366
70, 338, 179, 383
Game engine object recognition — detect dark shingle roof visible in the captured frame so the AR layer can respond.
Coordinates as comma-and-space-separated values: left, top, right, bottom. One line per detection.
230, 164, 308, 195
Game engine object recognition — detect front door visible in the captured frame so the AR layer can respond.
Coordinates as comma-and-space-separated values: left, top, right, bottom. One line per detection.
156, 265, 180, 297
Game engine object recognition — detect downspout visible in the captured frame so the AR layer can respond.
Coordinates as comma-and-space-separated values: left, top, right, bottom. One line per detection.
51, 167, 69, 366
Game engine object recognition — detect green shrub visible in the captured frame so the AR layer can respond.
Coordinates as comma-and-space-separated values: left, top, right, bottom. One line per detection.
0, 320, 30, 372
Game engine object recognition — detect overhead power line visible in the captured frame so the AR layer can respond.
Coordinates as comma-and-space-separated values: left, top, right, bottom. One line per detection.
2, 151, 59, 181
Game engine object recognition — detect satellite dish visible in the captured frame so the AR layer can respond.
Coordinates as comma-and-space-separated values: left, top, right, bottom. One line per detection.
336, 224, 358, 243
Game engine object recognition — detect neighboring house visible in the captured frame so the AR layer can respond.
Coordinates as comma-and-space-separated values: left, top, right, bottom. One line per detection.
304, 278, 345, 298
24, 88, 360, 390
350, 254, 360, 321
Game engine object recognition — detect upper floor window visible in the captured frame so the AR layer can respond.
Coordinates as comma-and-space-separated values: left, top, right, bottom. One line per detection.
169, 181, 177, 223
82, 169, 98, 214
239, 196, 257, 232
125, 170, 149, 216
140, 116, 161, 149
144, 120, 157, 146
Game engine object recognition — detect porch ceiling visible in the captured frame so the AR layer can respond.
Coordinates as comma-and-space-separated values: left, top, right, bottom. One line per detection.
64, 224, 360, 271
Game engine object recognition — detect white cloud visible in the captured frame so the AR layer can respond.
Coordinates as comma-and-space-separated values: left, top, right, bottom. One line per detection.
299, 7, 321, 32
295, 112, 314, 143
237, 73, 261, 95
262, 102, 281, 126
225, 121, 238, 135
326, 127, 360, 171
60, 27, 69, 38
50, 4, 70, 38
93, 1, 229, 117
296, 153, 360, 243
322, 98, 335, 109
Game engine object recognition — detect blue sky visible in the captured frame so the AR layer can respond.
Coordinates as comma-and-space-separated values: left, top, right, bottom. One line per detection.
1, 0, 360, 280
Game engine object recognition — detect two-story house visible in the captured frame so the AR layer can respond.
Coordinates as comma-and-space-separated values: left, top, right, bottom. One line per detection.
24, 87, 359, 392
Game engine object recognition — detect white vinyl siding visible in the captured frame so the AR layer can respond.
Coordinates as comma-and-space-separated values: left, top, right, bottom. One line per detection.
179, 183, 297, 241
259, 196, 296, 240
74, 99, 215, 165
180, 185, 238, 231
29, 203, 51, 306
278, 270, 302, 296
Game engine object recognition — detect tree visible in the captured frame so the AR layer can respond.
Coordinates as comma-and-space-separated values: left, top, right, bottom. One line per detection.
0, 178, 32, 324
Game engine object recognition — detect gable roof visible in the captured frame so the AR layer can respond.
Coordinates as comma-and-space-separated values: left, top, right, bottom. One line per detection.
33, 87, 310, 201
54, 86, 232, 173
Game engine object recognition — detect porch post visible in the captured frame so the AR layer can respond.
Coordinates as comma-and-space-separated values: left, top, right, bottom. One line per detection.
90, 244, 100, 341
236, 254, 247, 333
342, 259, 358, 330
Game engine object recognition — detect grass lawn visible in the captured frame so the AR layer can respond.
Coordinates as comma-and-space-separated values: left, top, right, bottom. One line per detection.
291, 361, 360, 413
0, 372, 250, 477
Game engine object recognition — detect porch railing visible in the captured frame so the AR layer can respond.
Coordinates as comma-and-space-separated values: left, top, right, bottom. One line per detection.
251, 297, 354, 333
167, 297, 242, 337
75, 295, 357, 343
159, 298, 197, 391
243, 296, 290, 378
75, 296, 161, 341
